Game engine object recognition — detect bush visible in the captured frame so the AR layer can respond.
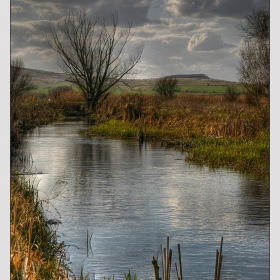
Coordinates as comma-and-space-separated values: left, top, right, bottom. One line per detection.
225, 85, 239, 102
153, 76, 179, 98
48, 85, 73, 97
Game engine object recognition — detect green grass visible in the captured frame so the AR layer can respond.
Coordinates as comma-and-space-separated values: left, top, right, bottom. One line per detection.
81, 119, 185, 140
81, 120, 269, 177
30, 82, 76, 95
30, 80, 244, 95
184, 132, 269, 176
179, 85, 244, 94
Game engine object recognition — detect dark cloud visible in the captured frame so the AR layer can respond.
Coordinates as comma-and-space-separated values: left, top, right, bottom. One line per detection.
166, 0, 269, 19
11, 0, 265, 81
187, 31, 236, 51
14, 0, 154, 26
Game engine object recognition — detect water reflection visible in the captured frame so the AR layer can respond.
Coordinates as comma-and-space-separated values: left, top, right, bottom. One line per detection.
17, 118, 269, 280
238, 177, 270, 228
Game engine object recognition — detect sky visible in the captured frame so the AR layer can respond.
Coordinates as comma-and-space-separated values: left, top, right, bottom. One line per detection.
11, 0, 269, 82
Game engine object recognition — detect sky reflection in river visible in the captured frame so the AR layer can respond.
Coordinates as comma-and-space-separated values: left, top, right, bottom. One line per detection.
18, 118, 269, 280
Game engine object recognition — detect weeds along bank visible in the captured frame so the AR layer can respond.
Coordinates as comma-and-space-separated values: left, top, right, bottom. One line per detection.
82, 93, 269, 177
11, 91, 86, 148
10, 177, 70, 279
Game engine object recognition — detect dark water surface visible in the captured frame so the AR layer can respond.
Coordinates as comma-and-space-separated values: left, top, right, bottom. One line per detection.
18, 118, 269, 280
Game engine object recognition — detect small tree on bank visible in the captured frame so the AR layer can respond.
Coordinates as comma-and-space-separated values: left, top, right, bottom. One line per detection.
11, 58, 35, 108
47, 11, 144, 116
225, 85, 239, 102
154, 76, 179, 98
10, 58, 36, 148
236, 9, 269, 105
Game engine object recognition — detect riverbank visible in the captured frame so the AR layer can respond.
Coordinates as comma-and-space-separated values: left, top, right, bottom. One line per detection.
10, 176, 70, 279
81, 93, 269, 177
11, 91, 87, 149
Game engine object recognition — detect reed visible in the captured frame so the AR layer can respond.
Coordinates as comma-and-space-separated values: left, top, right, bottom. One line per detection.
214, 237, 223, 280
153, 237, 224, 280
10, 176, 70, 279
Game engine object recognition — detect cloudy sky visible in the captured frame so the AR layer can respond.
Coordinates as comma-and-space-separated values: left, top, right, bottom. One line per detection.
11, 0, 269, 81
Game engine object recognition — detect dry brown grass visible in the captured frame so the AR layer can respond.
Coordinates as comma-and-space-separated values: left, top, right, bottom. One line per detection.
10, 177, 69, 279
50, 90, 85, 110
95, 93, 269, 139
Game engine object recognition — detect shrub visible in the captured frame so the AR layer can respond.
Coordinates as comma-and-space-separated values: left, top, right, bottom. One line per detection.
153, 76, 179, 98
225, 85, 239, 102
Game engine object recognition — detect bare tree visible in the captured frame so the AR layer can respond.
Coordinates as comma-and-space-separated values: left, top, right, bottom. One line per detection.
11, 58, 35, 107
236, 9, 269, 105
10, 58, 36, 148
236, 9, 269, 41
47, 10, 144, 116
154, 76, 179, 98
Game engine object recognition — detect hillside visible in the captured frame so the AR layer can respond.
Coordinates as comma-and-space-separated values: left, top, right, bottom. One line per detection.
23, 68, 67, 85
24, 68, 214, 85
23, 68, 240, 95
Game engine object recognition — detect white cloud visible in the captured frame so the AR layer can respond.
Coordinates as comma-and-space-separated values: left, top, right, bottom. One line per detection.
11, 6, 24, 13
187, 31, 236, 51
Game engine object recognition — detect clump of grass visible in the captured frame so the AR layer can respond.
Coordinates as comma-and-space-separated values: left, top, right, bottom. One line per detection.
81, 119, 184, 141
83, 119, 139, 139
184, 131, 269, 176
10, 176, 70, 279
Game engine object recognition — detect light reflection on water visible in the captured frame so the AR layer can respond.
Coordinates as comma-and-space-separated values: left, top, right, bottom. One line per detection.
17, 118, 269, 280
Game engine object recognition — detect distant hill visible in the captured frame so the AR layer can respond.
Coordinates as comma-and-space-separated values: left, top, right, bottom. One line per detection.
166, 74, 210, 79
24, 69, 212, 85
23, 68, 67, 85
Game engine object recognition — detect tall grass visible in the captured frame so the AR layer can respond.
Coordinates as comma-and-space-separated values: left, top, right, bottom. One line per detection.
10, 177, 70, 279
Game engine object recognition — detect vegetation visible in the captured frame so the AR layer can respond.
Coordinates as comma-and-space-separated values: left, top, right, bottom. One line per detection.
10, 89, 88, 150
48, 85, 73, 96
154, 76, 179, 98
236, 9, 270, 105
10, 177, 69, 279
82, 93, 269, 177
47, 10, 144, 116
225, 85, 239, 102
29, 82, 74, 97
11, 59, 37, 148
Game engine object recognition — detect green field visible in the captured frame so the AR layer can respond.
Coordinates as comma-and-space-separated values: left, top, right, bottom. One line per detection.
29, 79, 244, 96
179, 85, 244, 94
30, 82, 75, 95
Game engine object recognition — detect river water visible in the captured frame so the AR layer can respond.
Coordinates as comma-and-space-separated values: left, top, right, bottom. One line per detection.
16, 118, 269, 280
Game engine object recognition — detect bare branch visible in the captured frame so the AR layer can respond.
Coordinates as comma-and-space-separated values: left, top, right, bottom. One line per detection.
47, 10, 144, 115
236, 9, 269, 105
154, 76, 179, 98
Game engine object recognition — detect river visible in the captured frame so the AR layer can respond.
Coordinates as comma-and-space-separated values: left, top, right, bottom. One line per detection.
15, 117, 269, 280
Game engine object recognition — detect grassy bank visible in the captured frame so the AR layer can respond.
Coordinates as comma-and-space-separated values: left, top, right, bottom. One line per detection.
11, 91, 87, 148
10, 177, 69, 279
82, 93, 269, 177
